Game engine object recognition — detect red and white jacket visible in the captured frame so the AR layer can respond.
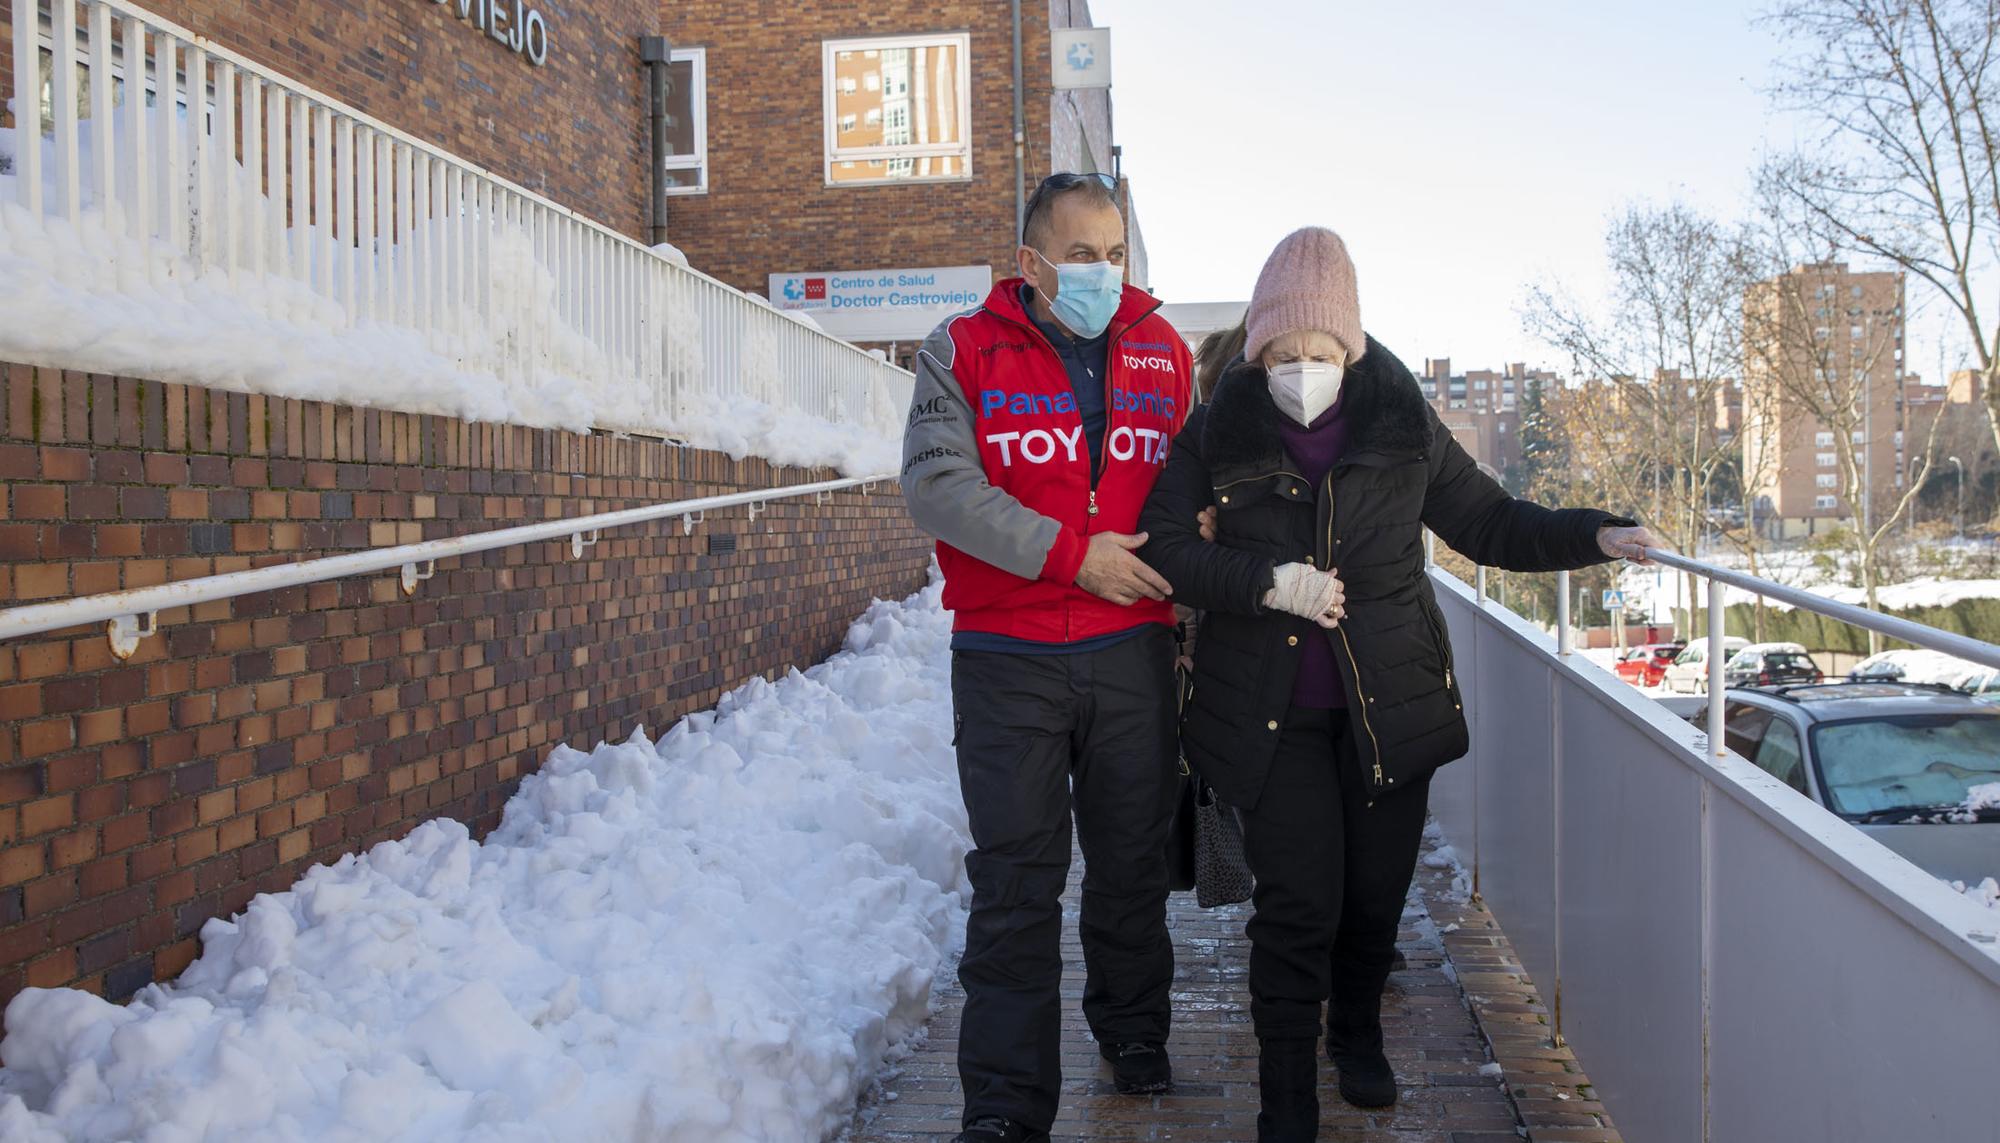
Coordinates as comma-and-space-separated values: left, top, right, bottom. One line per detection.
900, 279, 1194, 642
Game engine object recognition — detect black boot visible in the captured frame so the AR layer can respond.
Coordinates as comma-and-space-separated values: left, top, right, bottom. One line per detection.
1098, 1041, 1173, 1094
1327, 997, 1397, 1107
952, 1116, 1049, 1143
1255, 1038, 1319, 1142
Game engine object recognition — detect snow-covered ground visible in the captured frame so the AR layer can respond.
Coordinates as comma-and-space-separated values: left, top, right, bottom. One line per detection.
0, 127, 902, 478
0, 579, 967, 1142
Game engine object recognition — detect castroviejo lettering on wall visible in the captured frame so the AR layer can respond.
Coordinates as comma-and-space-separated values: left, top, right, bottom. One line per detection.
433, 0, 551, 66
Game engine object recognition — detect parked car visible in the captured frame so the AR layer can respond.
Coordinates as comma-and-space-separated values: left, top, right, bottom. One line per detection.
1722, 643, 1824, 689
1662, 636, 1752, 694
1948, 666, 2000, 705
1615, 642, 1685, 689
1691, 683, 2000, 884
1847, 648, 1981, 686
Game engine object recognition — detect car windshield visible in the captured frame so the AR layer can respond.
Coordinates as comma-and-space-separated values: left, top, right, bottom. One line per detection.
1811, 714, 2000, 816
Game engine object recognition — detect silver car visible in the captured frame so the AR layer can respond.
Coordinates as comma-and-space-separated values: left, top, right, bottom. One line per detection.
1694, 683, 2000, 884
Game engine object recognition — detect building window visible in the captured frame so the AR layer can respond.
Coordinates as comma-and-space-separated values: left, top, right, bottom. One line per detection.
823, 33, 972, 185
1815, 431, 1835, 446
1815, 495, 1839, 509
1816, 474, 1839, 488
1817, 452, 1836, 467
1850, 325, 1863, 339
659, 47, 709, 195
1851, 430, 1865, 442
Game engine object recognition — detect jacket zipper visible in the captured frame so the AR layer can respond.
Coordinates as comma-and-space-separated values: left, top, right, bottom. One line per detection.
1423, 601, 1458, 697
985, 292, 1164, 640
984, 297, 1161, 518
1321, 466, 1386, 790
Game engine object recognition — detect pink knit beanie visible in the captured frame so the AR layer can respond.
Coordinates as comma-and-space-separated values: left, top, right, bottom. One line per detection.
1243, 227, 1364, 366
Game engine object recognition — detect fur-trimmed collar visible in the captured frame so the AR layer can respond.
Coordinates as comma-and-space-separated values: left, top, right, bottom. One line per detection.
1202, 334, 1434, 476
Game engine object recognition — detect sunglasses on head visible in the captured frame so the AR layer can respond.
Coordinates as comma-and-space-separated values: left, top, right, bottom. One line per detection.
1022, 171, 1119, 243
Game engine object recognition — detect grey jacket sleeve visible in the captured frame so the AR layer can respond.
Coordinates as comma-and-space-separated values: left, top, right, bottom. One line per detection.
901, 317, 1075, 582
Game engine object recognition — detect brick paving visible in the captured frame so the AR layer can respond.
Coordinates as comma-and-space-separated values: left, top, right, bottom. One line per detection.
846, 825, 1620, 1143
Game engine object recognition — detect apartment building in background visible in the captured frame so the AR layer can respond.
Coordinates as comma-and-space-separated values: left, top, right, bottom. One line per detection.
1419, 358, 1557, 479
655, 1, 1145, 368
1742, 262, 1909, 539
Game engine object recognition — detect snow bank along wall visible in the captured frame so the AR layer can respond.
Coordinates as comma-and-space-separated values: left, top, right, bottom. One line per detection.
0, 360, 932, 1005
0, 0, 658, 241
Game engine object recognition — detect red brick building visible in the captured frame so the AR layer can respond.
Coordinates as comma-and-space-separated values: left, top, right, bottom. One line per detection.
655, 1, 1144, 365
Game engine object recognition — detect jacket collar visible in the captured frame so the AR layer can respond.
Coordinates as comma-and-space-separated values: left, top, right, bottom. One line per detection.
982, 276, 1164, 340
1203, 334, 1434, 479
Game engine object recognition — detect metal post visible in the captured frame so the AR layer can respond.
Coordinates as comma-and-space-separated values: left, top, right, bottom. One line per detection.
1011, 0, 1026, 242
640, 36, 674, 247
1556, 570, 1572, 655
1951, 455, 1965, 539
1707, 575, 1726, 757
1475, 566, 1488, 603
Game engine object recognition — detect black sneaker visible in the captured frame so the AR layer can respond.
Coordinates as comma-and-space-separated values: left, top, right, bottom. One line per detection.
1332, 1049, 1398, 1109
953, 1117, 1048, 1143
1098, 1040, 1174, 1093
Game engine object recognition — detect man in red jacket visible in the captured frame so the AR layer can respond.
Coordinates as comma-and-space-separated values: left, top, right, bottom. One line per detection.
901, 173, 1194, 1143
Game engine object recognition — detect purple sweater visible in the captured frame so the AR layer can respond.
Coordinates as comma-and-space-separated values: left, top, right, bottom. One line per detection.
1277, 399, 1351, 709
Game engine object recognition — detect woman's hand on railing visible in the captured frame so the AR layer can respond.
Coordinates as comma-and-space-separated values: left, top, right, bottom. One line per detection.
1599, 524, 1663, 566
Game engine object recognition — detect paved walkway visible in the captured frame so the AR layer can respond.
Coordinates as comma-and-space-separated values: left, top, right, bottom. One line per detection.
847, 827, 1619, 1142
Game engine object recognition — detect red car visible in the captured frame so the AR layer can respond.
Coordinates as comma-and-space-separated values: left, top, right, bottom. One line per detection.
1615, 643, 1686, 689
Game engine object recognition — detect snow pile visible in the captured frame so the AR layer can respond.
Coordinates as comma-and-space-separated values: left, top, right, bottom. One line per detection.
0, 578, 967, 1142
1420, 821, 1473, 902
0, 126, 905, 477
1764, 577, 2000, 613
1964, 783, 2000, 813
1951, 877, 2000, 909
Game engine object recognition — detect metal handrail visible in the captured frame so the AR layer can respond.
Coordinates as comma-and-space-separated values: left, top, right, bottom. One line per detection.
1532, 548, 2000, 761
10, 0, 914, 446
0, 474, 891, 656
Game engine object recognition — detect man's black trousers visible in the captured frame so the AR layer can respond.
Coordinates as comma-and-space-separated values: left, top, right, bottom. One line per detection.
1237, 705, 1432, 1044
950, 625, 1179, 1131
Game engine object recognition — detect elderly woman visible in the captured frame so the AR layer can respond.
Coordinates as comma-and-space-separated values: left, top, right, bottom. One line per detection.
1138, 227, 1657, 1140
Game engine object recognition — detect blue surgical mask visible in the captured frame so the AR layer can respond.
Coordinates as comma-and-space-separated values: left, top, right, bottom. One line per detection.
1035, 252, 1124, 338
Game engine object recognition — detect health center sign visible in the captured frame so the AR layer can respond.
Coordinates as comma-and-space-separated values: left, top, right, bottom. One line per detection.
769, 266, 992, 341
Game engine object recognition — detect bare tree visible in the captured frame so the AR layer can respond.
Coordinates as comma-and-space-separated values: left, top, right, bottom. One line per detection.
1523, 201, 1758, 638
1742, 240, 1945, 649
1723, 375, 1789, 639
1760, 0, 2000, 453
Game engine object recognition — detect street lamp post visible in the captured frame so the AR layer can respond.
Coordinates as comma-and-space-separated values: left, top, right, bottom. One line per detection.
1950, 454, 1965, 539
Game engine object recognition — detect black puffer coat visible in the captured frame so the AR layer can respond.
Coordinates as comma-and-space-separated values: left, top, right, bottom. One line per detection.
1138, 338, 1631, 810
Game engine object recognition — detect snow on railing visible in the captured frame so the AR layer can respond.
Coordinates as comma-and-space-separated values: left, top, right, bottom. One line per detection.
1, 0, 912, 473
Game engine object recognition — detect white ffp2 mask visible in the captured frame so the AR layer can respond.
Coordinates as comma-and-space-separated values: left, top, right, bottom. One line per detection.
1267, 362, 1345, 425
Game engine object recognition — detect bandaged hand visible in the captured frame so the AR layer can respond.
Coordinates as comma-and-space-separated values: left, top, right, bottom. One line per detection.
1262, 563, 1346, 628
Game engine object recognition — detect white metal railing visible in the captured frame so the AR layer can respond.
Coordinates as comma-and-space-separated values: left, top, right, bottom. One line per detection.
0, 474, 890, 658
1434, 555, 2000, 1142
4, 0, 912, 441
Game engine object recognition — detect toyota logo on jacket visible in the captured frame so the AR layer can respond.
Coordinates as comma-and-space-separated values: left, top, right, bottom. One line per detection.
901, 278, 1194, 643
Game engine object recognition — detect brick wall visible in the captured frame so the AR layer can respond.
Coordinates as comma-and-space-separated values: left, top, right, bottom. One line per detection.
657, 1, 1068, 298
1, 0, 655, 241
0, 361, 931, 1006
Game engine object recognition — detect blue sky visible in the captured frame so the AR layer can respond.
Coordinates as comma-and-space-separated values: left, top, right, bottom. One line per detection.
1087, 0, 1814, 371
